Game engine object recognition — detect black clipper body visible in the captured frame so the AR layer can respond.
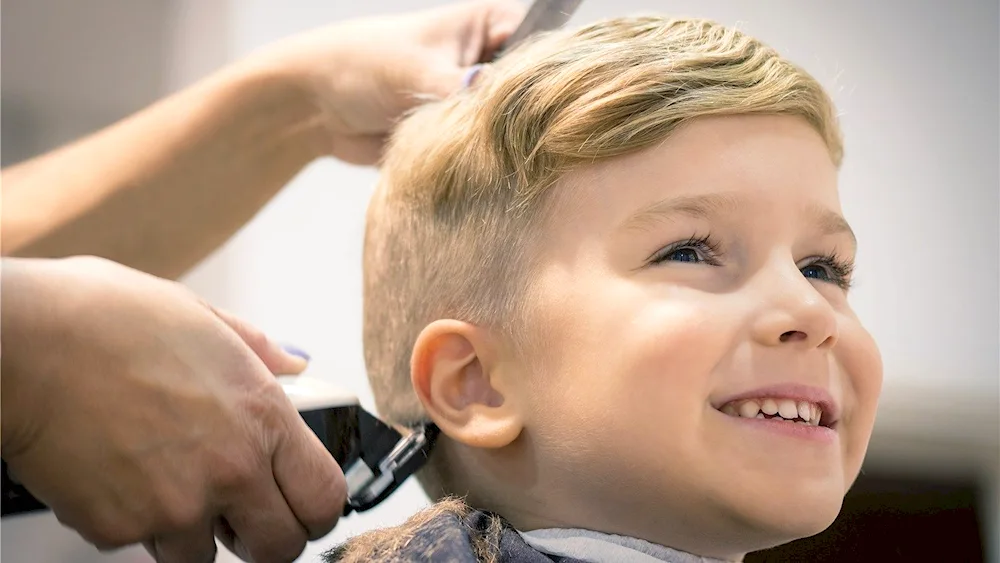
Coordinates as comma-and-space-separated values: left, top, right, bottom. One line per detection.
298, 403, 440, 515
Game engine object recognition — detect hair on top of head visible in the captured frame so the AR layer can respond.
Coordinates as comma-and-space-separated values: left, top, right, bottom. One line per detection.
362, 13, 842, 438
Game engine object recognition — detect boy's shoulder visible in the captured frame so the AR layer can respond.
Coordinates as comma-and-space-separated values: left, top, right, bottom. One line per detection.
325, 500, 589, 563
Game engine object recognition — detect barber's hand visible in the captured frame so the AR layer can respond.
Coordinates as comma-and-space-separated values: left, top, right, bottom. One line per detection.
0, 257, 346, 563
249, 0, 525, 164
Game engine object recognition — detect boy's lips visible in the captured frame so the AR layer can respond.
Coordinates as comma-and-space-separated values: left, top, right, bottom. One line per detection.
713, 383, 841, 428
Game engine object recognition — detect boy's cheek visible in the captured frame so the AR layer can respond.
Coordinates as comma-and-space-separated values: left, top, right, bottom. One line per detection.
834, 323, 883, 484
524, 283, 735, 407
523, 298, 732, 456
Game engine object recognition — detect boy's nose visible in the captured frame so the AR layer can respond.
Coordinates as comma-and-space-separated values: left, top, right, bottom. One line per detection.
749, 265, 839, 350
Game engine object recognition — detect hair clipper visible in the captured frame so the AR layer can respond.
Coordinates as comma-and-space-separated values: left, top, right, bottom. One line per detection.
1, 376, 437, 517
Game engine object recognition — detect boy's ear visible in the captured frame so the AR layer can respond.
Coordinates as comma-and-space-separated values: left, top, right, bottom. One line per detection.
410, 319, 523, 449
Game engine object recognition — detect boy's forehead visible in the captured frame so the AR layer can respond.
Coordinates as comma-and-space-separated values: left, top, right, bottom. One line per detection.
548, 114, 843, 230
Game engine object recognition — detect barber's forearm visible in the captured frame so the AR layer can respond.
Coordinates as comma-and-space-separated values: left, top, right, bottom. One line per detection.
0, 63, 329, 280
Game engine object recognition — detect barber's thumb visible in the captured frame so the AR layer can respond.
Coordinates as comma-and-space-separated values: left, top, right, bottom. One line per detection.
206, 304, 309, 375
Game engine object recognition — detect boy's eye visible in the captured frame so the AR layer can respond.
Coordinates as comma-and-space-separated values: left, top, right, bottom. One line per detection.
647, 238, 855, 291
801, 264, 830, 281
648, 235, 722, 266
799, 256, 855, 291
664, 247, 701, 263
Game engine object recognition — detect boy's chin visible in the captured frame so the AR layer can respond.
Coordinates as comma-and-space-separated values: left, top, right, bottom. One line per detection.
722, 485, 845, 549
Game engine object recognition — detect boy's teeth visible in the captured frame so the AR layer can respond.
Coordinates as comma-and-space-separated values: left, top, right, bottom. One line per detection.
724, 397, 824, 426
810, 408, 823, 426
761, 398, 778, 415
777, 400, 798, 420
739, 401, 760, 418
797, 401, 812, 421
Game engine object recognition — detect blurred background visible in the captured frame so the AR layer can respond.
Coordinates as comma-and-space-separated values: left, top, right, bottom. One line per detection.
1, 0, 997, 561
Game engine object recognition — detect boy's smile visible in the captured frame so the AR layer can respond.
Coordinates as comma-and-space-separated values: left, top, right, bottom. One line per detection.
714, 382, 839, 442
491, 113, 883, 560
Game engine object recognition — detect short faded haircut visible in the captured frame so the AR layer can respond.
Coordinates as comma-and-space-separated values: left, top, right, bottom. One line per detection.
362, 15, 843, 428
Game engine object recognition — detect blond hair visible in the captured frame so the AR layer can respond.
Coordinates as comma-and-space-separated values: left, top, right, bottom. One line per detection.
362, 10, 842, 451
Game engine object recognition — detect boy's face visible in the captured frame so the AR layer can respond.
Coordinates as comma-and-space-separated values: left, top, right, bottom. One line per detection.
514, 114, 882, 558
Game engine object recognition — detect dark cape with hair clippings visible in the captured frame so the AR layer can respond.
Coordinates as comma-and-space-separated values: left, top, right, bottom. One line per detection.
323, 507, 590, 562
324, 502, 729, 562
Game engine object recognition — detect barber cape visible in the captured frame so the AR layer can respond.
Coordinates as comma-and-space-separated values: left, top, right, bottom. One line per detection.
325, 508, 732, 563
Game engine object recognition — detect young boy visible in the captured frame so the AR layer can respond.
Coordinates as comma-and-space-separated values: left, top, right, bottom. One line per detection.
329, 14, 883, 562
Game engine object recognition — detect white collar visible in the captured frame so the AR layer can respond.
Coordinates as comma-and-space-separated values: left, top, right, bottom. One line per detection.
518, 528, 735, 563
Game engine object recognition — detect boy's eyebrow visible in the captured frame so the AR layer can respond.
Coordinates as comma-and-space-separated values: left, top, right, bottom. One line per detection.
814, 206, 858, 250
622, 193, 742, 230
620, 193, 857, 249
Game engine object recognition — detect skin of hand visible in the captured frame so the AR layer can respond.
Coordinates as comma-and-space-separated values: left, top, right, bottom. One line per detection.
0, 0, 526, 279
0, 256, 346, 563
246, 0, 526, 165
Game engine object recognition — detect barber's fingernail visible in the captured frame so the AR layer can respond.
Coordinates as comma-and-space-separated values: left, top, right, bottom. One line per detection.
281, 344, 311, 361
462, 64, 484, 89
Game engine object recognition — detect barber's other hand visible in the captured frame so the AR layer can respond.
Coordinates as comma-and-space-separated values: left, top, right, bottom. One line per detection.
247, 0, 525, 165
0, 257, 346, 563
